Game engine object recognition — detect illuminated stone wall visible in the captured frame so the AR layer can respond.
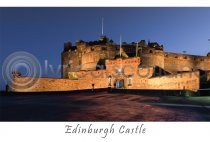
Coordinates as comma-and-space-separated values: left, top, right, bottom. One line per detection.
207, 71, 210, 81
146, 71, 200, 91
13, 57, 200, 92
61, 44, 117, 78
164, 52, 210, 73
12, 70, 108, 92
140, 51, 165, 69
62, 41, 210, 80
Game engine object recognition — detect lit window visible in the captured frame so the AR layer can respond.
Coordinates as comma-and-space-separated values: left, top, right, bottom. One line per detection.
108, 76, 112, 86
128, 75, 133, 86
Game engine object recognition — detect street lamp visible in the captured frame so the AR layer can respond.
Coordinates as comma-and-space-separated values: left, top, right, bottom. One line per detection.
118, 68, 123, 74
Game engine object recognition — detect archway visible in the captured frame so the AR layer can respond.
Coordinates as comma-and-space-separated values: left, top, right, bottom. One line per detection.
115, 79, 124, 88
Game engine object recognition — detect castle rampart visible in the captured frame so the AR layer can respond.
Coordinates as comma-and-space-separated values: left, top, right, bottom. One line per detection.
62, 37, 210, 79
11, 36, 208, 93
12, 56, 200, 92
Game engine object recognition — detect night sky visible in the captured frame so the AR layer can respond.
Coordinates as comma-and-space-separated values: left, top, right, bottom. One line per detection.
1, 7, 210, 90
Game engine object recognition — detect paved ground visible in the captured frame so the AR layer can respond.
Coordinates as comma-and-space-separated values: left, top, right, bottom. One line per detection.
0, 91, 210, 121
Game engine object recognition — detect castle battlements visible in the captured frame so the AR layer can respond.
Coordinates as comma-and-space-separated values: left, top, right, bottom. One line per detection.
61, 36, 210, 78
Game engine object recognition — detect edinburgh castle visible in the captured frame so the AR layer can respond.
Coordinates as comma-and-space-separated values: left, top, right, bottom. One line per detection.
12, 36, 210, 92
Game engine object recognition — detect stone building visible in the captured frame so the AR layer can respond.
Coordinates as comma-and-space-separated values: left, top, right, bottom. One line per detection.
62, 36, 210, 79
11, 36, 210, 92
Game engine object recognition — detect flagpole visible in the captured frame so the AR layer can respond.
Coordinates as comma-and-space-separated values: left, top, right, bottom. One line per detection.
102, 18, 104, 35
136, 42, 138, 57
120, 35, 122, 57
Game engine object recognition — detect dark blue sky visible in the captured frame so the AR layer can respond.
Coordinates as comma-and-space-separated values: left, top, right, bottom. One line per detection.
0, 7, 210, 90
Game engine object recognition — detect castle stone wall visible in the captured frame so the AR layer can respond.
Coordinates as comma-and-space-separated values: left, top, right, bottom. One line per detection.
146, 71, 200, 91
12, 68, 199, 92
164, 55, 194, 73
81, 50, 101, 71
195, 59, 210, 71
62, 44, 117, 77
62, 41, 210, 79
164, 52, 210, 73
61, 51, 82, 78
207, 71, 210, 81
141, 52, 165, 69
106, 57, 141, 76
113, 67, 199, 92
12, 70, 108, 92
139, 51, 210, 73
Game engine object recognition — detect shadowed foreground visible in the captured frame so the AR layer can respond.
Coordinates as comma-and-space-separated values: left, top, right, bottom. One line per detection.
0, 91, 210, 121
